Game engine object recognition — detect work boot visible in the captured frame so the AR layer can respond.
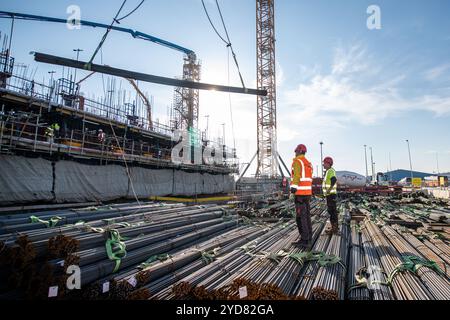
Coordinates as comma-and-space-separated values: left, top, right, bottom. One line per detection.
331, 223, 340, 235
325, 223, 340, 235
297, 241, 312, 251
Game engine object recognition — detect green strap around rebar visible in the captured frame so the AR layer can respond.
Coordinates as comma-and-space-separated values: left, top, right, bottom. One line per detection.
138, 253, 171, 269
84, 225, 105, 233
201, 248, 220, 264
387, 255, 446, 285
29, 215, 63, 228
105, 229, 127, 273
260, 249, 290, 264
288, 250, 346, 270
240, 216, 253, 225
115, 222, 132, 228
239, 241, 258, 253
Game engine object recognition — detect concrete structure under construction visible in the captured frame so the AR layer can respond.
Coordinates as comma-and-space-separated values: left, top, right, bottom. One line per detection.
0, 52, 237, 206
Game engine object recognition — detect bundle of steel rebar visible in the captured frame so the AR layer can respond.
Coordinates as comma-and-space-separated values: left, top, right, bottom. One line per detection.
364, 220, 433, 300
360, 224, 395, 300
396, 228, 449, 277
0, 202, 185, 234
81, 224, 266, 300
162, 200, 328, 300
346, 221, 370, 300
261, 205, 329, 296
165, 222, 299, 300
422, 238, 450, 266
290, 227, 331, 298
0, 201, 241, 299
381, 225, 450, 300
0, 203, 230, 269
309, 214, 350, 300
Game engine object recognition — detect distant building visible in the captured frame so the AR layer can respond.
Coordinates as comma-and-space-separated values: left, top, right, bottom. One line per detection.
384, 169, 434, 182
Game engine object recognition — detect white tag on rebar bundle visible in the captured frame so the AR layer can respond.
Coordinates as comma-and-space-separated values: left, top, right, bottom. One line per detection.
48, 286, 58, 298
102, 281, 110, 293
127, 276, 137, 287
239, 286, 248, 299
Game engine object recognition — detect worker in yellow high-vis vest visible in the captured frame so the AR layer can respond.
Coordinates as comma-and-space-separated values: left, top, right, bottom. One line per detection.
322, 156, 339, 235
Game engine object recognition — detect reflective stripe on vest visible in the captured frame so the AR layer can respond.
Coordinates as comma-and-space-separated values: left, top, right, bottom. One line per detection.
291, 156, 313, 196
322, 168, 337, 195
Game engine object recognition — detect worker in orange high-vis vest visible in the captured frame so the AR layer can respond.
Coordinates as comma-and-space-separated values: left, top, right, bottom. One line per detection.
290, 144, 313, 249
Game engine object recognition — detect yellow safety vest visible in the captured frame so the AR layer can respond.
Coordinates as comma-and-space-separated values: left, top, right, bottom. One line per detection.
322, 167, 337, 195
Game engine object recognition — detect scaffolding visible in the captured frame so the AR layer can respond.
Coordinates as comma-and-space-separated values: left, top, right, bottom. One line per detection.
172, 53, 201, 130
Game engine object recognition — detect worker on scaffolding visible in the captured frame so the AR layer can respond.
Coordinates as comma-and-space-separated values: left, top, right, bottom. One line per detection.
290, 144, 313, 249
97, 129, 106, 145
44, 123, 60, 143
323, 157, 339, 235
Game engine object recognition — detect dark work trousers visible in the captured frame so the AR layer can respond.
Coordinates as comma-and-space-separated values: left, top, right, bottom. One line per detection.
295, 195, 312, 243
326, 194, 338, 225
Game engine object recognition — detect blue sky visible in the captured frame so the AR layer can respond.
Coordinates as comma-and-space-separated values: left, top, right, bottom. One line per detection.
1, 0, 449, 175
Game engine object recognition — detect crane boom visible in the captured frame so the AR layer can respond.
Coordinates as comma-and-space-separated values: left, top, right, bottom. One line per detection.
0, 11, 194, 55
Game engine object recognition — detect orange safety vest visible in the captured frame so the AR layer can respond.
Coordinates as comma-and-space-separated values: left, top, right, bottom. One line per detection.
290, 155, 313, 196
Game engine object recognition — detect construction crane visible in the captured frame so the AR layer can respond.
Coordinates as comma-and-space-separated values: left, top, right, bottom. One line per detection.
255, 0, 278, 178
0, 10, 199, 130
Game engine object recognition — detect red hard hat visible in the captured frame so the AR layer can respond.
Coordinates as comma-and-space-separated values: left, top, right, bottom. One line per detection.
323, 156, 333, 166
295, 144, 307, 154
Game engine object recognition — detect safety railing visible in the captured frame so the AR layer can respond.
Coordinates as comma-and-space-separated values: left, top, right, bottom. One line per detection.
0, 116, 239, 172
1, 70, 239, 170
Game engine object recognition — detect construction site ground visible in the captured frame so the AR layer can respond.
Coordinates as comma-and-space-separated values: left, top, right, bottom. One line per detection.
0, 191, 449, 300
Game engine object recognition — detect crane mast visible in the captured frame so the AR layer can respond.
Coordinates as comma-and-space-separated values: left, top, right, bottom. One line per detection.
256, 0, 277, 178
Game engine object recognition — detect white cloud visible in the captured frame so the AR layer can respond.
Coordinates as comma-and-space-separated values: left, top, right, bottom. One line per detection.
332, 43, 370, 75
280, 43, 450, 129
276, 61, 284, 87
424, 63, 450, 81
200, 42, 450, 176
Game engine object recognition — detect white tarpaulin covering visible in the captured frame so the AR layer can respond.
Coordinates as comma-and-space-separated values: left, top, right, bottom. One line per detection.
0, 155, 235, 205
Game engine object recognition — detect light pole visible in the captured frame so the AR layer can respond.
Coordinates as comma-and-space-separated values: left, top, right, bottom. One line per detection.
370, 147, 375, 183
47, 70, 56, 100
406, 139, 413, 181
320, 141, 324, 179
389, 152, 393, 181
436, 152, 440, 175
373, 162, 376, 183
221, 123, 226, 146
73, 48, 83, 83
364, 145, 369, 182
204, 115, 209, 141
48, 70, 56, 85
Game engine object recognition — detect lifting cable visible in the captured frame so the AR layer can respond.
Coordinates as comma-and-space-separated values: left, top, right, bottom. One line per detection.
201, 0, 246, 89
227, 47, 236, 151
116, 0, 146, 22
215, 0, 246, 89
86, 0, 127, 68
99, 39, 141, 208
201, 0, 228, 45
